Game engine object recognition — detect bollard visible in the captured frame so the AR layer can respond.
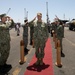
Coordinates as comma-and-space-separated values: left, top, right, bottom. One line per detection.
53, 33, 55, 42
55, 38, 57, 49
55, 40, 62, 67
19, 40, 25, 64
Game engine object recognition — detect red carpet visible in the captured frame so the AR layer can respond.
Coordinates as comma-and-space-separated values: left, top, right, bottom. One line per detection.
24, 38, 54, 75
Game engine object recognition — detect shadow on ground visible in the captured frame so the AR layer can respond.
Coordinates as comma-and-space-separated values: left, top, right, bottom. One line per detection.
27, 63, 50, 72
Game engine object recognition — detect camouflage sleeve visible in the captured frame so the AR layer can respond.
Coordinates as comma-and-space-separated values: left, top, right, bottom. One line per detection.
57, 25, 63, 39
0, 24, 6, 27
6, 21, 12, 28
28, 17, 36, 27
28, 21, 34, 27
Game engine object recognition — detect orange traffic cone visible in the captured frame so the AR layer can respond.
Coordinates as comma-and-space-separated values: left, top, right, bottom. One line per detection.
32, 39, 34, 48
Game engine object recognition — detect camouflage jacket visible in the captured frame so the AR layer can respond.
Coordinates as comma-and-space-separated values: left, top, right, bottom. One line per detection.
33, 21, 49, 41
57, 25, 63, 40
0, 21, 11, 44
22, 23, 28, 37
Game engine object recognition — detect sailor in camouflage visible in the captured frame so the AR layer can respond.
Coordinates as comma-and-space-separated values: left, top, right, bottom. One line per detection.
52, 19, 58, 48
0, 14, 12, 66
56, 20, 63, 54
29, 13, 49, 65
22, 19, 29, 53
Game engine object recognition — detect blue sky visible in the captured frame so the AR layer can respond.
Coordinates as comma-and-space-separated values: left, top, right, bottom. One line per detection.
0, 0, 75, 23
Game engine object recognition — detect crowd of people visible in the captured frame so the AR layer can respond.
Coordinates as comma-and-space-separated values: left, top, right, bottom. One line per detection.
0, 12, 65, 68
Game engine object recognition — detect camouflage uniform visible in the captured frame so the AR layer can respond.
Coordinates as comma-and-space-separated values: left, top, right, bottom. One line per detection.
33, 21, 49, 59
57, 23, 63, 54
28, 12, 49, 65
0, 21, 11, 66
29, 20, 49, 65
22, 20, 29, 52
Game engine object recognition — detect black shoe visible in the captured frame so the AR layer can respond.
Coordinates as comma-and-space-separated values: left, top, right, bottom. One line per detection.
3, 64, 12, 68
24, 48, 29, 53
30, 41, 33, 45
17, 34, 19, 36
30, 43, 32, 45
25, 48, 29, 51
61, 52, 65, 57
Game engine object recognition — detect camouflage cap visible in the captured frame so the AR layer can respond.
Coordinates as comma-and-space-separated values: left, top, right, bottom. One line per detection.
37, 13, 42, 16
0, 13, 6, 19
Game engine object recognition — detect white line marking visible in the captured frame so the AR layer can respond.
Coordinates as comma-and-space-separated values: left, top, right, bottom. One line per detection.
65, 38, 75, 46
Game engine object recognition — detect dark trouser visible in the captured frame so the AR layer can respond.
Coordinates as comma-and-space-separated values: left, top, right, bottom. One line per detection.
23, 36, 28, 48
30, 32, 33, 45
17, 28, 20, 35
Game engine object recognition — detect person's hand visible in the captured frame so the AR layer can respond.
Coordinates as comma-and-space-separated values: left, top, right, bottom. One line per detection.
33, 17, 36, 20
52, 30, 54, 33
25, 21, 28, 25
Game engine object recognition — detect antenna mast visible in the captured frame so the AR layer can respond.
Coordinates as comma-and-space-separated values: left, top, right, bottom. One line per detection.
46, 2, 49, 24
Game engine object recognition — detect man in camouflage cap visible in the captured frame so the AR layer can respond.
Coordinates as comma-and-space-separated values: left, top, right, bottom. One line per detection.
0, 13, 6, 19
0, 13, 12, 67
29, 13, 49, 65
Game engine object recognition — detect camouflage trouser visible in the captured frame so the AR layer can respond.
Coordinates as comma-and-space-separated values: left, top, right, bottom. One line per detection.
17, 28, 20, 35
30, 32, 33, 43
23, 36, 28, 48
34, 39, 46, 59
0, 42, 10, 65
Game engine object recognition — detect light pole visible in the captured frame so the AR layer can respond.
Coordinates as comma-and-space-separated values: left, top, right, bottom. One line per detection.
24, 8, 26, 19
26, 11, 28, 19
46, 2, 49, 24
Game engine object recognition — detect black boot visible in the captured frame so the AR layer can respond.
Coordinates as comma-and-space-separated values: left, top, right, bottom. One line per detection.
17, 34, 19, 36
24, 47, 29, 53
61, 51, 65, 57
0, 64, 12, 73
30, 40, 32, 45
